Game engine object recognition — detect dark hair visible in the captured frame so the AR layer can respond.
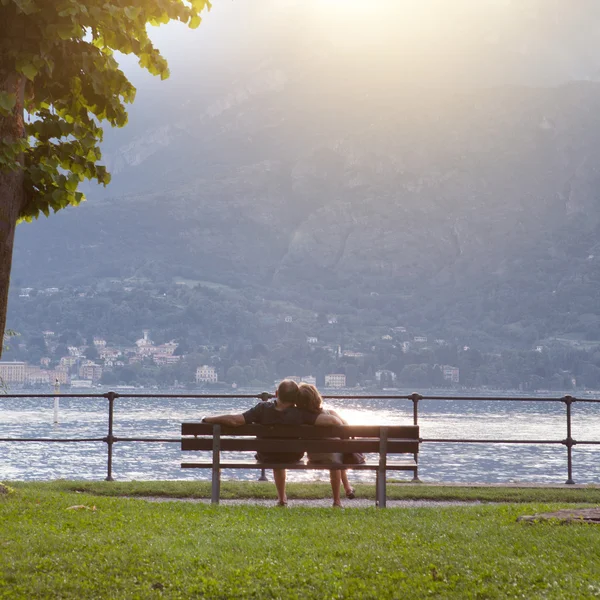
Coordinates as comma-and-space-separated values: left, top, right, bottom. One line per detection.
277, 379, 299, 405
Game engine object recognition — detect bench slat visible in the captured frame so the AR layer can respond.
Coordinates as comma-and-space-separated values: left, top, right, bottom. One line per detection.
181, 460, 417, 471
182, 438, 418, 453
182, 423, 419, 439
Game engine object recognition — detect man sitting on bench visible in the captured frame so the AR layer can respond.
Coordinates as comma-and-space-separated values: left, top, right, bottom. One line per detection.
202, 379, 341, 506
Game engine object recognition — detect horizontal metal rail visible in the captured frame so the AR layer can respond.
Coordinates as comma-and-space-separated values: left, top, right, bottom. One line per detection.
1, 390, 599, 484
0, 437, 105, 443
422, 439, 565, 444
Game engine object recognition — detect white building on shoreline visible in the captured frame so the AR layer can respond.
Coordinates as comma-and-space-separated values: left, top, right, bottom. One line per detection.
325, 373, 346, 388
196, 365, 218, 384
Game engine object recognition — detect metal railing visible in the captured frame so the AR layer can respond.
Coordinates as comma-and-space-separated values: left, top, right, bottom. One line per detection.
1, 391, 599, 484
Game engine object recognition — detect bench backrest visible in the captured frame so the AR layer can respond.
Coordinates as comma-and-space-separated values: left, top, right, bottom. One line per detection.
181, 423, 419, 454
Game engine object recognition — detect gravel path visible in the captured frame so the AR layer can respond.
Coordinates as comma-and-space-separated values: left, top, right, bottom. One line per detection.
129, 497, 482, 508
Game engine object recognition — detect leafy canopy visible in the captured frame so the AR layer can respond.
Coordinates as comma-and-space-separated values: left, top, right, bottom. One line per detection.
0, 0, 211, 221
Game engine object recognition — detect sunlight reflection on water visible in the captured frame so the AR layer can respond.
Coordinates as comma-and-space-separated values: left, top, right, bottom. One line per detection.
1, 394, 599, 484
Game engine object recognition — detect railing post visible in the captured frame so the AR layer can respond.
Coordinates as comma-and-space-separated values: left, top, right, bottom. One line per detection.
257, 391, 273, 481
53, 378, 60, 424
410, 392, 421, 426
562, 395, 576, 485
104, 391, 118, 482
409, 393, 422, 482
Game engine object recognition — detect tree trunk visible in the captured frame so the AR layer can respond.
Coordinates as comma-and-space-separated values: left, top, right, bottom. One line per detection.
0, 69, 25, 357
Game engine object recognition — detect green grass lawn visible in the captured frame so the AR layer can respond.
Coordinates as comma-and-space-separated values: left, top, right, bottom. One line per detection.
15, 478, 600, 504
1, 483, 599, 598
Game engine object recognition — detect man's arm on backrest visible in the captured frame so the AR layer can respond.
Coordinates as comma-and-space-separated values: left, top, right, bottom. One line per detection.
202, 414, 245, 427
202, 402, 264, 427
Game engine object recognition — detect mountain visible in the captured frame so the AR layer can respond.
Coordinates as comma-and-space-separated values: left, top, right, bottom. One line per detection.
9, 1, 600, 350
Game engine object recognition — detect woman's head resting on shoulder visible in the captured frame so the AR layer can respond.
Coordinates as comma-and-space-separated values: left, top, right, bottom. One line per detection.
296, 382, 323, 413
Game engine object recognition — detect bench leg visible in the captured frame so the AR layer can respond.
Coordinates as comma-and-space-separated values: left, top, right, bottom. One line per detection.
211, 467, 221, 505
377, 468, 386, 508
411, 455, 421, 483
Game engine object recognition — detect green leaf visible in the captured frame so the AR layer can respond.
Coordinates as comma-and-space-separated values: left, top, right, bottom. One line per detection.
124, 6, 141, 20
18, 63, 38, 81
191, 0, 212, 11
0, 92, 16, 114
51, 189, 67, 204
57, 24, 74, 40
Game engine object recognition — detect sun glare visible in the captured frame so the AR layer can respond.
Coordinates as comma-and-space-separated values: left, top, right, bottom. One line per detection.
311, 0, 440, 51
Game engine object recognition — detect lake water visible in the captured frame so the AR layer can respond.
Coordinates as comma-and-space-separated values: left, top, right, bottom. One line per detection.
1, 393, 599, 485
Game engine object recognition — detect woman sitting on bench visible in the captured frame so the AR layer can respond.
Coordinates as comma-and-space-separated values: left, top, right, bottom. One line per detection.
296, 383, 356, 507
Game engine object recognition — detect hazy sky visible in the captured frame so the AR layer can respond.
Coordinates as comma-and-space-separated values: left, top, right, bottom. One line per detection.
127, 0, 600, 89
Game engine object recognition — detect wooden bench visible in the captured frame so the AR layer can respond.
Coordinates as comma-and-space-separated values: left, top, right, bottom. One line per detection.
181, 423, 420, 507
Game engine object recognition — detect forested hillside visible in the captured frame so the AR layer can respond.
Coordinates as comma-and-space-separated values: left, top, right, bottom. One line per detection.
10, 81, 600, 350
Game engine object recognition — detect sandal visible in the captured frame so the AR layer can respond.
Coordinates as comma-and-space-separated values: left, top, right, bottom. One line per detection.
345, 488, 355, 500
276, 500, 288, 507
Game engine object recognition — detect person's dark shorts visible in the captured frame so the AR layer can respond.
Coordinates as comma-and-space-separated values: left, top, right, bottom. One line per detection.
255, 452, 304, 463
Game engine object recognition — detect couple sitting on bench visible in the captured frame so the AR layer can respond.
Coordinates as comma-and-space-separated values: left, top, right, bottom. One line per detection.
202, 379, 356, 507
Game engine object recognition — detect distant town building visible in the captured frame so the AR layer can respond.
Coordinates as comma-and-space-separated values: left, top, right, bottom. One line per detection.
135, 330, 153, 350
302, 376, 317, 386
442, 365, 460, 383
26, 366, 51, 385
153, 354, 181, 366
375, 370, 397, 382
401, 342, 410, 353
196, 365, 218, 384
0, 361, 26, 383
343, 351, 365, 358
54, 369, 70, 385
59, 356, 78, 368
306, 336, 318, 344
134, 331, 178, 358
284, 316, 293, 323
325, 374, 346, 388
284, 376, 302, 383
328, 316, 338, 324
93, 337, 107, 348
381, 335, 393, 341
413, 336, 427, 343
99, 348, 121, 361
70, 379, 93, 388
79, 361, 103, 382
